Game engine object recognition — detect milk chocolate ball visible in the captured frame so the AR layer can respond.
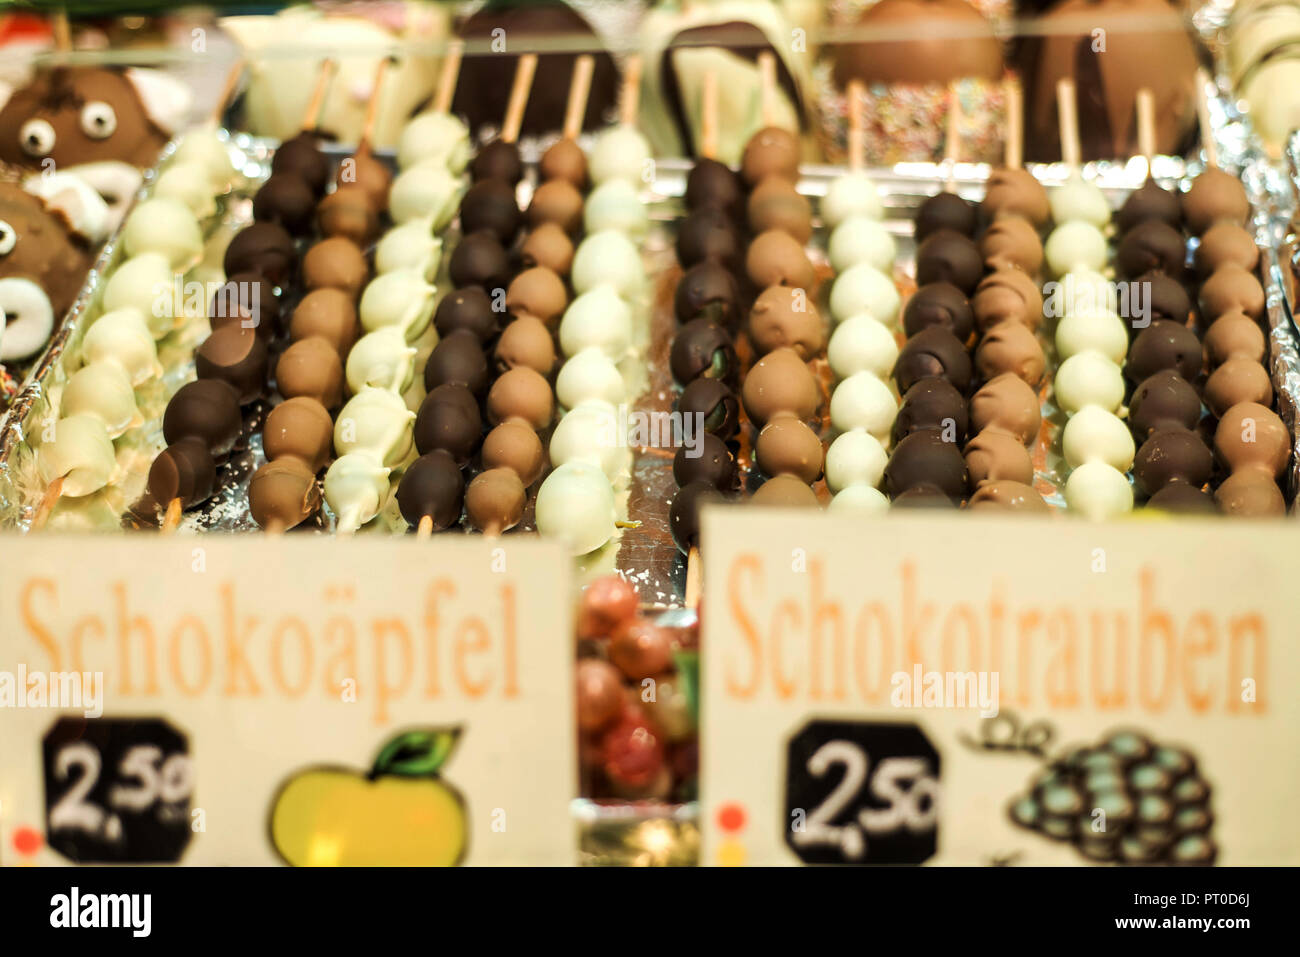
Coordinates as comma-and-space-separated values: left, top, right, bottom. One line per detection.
973, 267, 1044, 333
893, 325, 972, 393
317, 185, 380, 246
1194, 222, 1258, 277
1183, 167, 1250, 235
540, 137, 588, 188
969, 372, 1041, 445
528, 178, 584, 234
223, 222, 295, 287
1215, 470, 1285, 517
495, 315, 557, 375
302, 237, 369, 299
1117, 220, 1186, 279
449, 231, 511, 291
976, 321, 1045, 387
980, 215, 1044, 274
965, 429, 1034, 487
196, 324, 268, 404
916, 229, 983, 294
678, 378, 741, 440
673, 432, 736, 491
1204, 311, 1266, 368
741, 348, 820, 427
276, 336, 344, 409
264, 396, 334, 473
426, 329, 490, 396
336, 146, 392, 210
1198, 263, 1265, 321
488, 367, 554, 430
746, 229, 815, 289
466, 466, 526, 535
677, 207, 743, 272
253, 173, 315, 236
675, 261, 744, 328
686, 158, 744, 219
398, 450, 465, 531
884, 428, 967, 502
290, 288, 358, 355
751, 473, 820, 507
672, 317, 737, 383
521, 221, 575, 275
968, 480, 1049, 512
461, 179, 521, 243
917, 191, 977, 241
415, 383, 482, 465
747, 176, 812, 243
482, 420, 545, 485
904, 281, 974, 341
756, 415, 824, 483
162, 379, 242, 457
894, 377, 968, 444
1205, 357, 1273, 416
148, 437, 216, 510
434, 286, 498, 344
1214, 402, 1289, 477
471, 139, 523, 184
1129, 370, 1202, 439
506, 266, 568, 327
1127, 320, 1202, 383
748, 285, 826, 359
249, 458, 320, 530
740, 126, 800, 186
981, 168, 1050, 229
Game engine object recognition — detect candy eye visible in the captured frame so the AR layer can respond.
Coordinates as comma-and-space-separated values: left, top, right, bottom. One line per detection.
80, 101, 117, 140
0, 220, 15, 256
18, 118, 55, 158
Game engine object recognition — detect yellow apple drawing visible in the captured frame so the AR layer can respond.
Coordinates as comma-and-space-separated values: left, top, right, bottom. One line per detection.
270, 728, 468, 866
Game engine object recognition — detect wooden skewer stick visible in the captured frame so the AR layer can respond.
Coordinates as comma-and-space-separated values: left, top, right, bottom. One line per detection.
359, 56, 392, 149
52, 12, 71, 54
417, 514, 433, 540
685, 546, 702, 610
433, 40, 465, 114
563, 55, 596, 141
161, 497, 183, 534
1004, 76, 1024, 171
501, 54, 538, 144
620, 54, 643, 128
1057, 78, 1082, 173
1194, 67, 1219, 169
1136, 88, 1157, 174
701, 71, 719, 161
31, 475, 64, 531
758, 51, 777, 128
301, 58, 338, 133
943, 84, 962, 193
847, 80, 866, 173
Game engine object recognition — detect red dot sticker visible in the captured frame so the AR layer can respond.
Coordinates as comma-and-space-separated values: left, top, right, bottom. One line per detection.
717, 802, 747, 834
13, 827, 42, 856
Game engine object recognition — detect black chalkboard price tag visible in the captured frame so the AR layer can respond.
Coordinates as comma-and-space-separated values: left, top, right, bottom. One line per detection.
42, 717, 194, 864
784, 719, 940, 865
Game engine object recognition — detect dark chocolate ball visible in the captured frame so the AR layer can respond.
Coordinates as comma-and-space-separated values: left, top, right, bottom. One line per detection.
915, 192, 977, 241
271, 133, 329, 196
162, 379, 242, 457
1117, 220, 1186, 279
669, 480, 726, 554
397, 450, 465, 531
890, 486, 959, 509
1126, 319, 1202, 383
916, 228, 983, 294
460, 179, 520, 243
676, 378, 741, 440
414, 383, 482, 466
1134, 430, 1213, 497
1147, 484, 1218, 514
902, 281, 974, 342
1117, 178, 1182, 234
884, 428, 967, 503
470, 139, 524, 184
448, 231, 511, 292
195, 324, 268, 405
893, 378, 968, 444
674, 261, 744, 329
147, 437, 215, 511
1128, 369, 1202, 440
223, 222, 296, 287
672, 432, 736, 491
676, 207, 743, 272
434, 286, 499, 344
253, 173, 316, 236
670, 317, 736, 384
685, 157, 744, 220
1134, 270, 1192, 327
209, 272, 279, 339
893, 325, 973, 394
425, 328, 490, 397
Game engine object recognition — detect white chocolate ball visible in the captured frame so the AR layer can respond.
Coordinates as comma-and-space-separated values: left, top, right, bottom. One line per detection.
828, 313, 899, 380
1046, 266, 1116, 316
549, 400, 624, 480
1046, 220, 1108, 275
822, 172, 883, 227
62, 362, 138, 438
588, 125, 651, 186
829, 370, 897, 440
1055, 309, 1129, 363
80, 307, 160, 386
345, 326, 419, 394
556, 347, 624, 409
376, 221, 442, 281
1055, 352, 1125, 414
535, 461, 617, 554
171, 127, 236, 190
1050, 173, 1111, 228
1065, 461, 1134, 520
583, 178, 649, 238
389, 161, 463, 229
828, 215, 896, 274
122, 197, 203, 270
102, 253, 176, 339
359, 269, 437, 341
37, 413, 117, 498
573, 230, 643, 297
397, 111, 472, 172
559, 286, 632, 360
334, 387, 416, 468
1062, 405, 1135, 471
829, 262, 900, 326
324, 451, 391, 532
829, 484, 890, 514
154, 161, 217, 218
825, 429, 888, 493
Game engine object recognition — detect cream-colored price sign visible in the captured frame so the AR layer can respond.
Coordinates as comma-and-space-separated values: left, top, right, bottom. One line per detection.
0, 535, 575, 866
701, 509, 1300, 867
